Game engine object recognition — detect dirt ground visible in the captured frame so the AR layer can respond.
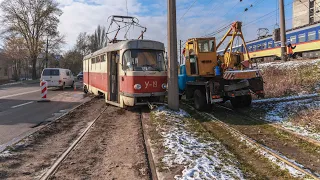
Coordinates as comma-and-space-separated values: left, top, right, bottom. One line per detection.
51, 107, 150, 180
0, 98, 106, 179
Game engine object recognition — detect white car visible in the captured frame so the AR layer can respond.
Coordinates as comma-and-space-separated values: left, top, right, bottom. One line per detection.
41, 68, 75, 89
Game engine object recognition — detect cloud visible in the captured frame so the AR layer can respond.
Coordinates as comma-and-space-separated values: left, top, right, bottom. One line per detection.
57, 0, 292, 51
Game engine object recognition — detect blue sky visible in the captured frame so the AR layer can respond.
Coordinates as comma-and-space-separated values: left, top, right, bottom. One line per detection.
55, 0, 295, 50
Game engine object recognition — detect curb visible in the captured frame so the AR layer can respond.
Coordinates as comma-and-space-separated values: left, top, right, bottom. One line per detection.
141, 112, 159, 180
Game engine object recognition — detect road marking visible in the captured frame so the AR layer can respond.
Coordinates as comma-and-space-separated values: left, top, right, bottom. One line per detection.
0, 90, 39, 99
11, 101, 34, 109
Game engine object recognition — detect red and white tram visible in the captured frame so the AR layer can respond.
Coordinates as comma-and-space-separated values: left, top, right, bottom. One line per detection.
83, 39, 167, 107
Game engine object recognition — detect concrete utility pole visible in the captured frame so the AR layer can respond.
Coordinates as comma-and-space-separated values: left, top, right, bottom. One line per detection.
279, 0, 287, 61
167, 0, 179, 110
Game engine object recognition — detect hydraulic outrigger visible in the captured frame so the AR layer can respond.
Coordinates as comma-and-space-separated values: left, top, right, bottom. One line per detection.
178, 21, 264, 110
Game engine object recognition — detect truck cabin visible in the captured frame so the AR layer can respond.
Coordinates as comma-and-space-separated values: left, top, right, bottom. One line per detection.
184, 38, 218, 77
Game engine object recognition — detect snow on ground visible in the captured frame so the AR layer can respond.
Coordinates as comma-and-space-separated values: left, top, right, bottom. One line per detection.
0, 150, 13, 158
258, 59, 320, 70
152, 107, 244, 180
252, 97, 320, 141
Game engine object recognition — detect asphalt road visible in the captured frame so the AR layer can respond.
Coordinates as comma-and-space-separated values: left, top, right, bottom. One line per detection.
0, 81, 89, 150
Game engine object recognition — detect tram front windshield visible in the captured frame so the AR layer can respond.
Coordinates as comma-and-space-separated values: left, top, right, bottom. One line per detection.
123, 49, 165, 71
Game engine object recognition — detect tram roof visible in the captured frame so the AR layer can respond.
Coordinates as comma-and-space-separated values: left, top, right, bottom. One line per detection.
84, 39, 165, 59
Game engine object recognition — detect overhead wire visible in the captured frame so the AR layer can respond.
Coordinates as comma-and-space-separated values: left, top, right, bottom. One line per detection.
203, 0, 264, 38
177, 0, 198, 23
242, 1, 294, 28
162, 0, 199, 41
201, 1, 241, 37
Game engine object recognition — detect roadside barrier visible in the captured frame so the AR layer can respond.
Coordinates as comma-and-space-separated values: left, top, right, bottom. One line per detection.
38, 80, 50, 102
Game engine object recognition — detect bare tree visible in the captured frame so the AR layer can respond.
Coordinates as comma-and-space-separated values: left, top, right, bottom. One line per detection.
60, 49, 83, 74
0, 0, 63, 79
3, 36, 29, 80
75, 32, 91, 56
88, 25, 108, 52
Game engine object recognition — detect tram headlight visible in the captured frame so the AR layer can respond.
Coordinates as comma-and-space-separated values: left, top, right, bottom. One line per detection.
162, 83, 167, 90
134, 84, 142, 90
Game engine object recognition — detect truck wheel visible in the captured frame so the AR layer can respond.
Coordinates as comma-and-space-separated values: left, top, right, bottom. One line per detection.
194, 89, 208, 111
230, 95, 252, 108
242, 95, 252, 107
230, 96, 242, 108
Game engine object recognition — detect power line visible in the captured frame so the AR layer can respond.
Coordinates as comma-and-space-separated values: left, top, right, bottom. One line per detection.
201, 1, 241, 37
177, 0, 198, 23
243, 1, 293, 28
202, 0, 264, 38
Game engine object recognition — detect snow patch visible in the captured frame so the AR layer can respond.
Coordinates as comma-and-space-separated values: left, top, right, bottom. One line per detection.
0, 150, 13, 158
252, 96, 320, 144
254, 99, 320, 123
153, 107, 244, 180
258, 59, 320, 70
281, 121, 320, 142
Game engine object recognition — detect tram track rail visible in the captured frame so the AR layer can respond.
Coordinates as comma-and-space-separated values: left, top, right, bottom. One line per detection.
215, 103, 320, 147
40, 106, 156, 180
40, 106, 109, 180
183, 103, 320, 180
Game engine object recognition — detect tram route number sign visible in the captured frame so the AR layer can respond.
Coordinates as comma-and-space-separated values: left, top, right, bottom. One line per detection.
145, 81, 158, 89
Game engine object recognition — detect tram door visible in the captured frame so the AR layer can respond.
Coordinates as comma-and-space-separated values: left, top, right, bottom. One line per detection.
109, 51, 119, 102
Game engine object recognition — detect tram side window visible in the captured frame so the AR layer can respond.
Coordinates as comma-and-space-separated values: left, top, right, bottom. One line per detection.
290, 36, 296, 44
253, 45, 256, 51
308, 31, 316, 41
319, 30, 320, 39
248, 46, 252, 52
101, 55, 106, 62
262, 43, 266, 49
91, 58, 95, 70
268, 42, 273, 48
298, 34, 306, 43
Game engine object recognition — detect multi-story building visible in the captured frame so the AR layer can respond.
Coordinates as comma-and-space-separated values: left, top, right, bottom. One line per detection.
293, 0, 320, 28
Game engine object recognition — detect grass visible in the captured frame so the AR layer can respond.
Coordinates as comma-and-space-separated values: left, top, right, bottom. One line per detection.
261, 63, 319, 98
289, 108, 320, 133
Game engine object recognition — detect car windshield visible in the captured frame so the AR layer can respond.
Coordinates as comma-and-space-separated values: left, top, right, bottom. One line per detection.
42, 69, 59, 76
122, 49, 165, 71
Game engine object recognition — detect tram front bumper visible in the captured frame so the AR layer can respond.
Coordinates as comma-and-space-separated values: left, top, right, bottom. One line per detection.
120, 92, 166, 106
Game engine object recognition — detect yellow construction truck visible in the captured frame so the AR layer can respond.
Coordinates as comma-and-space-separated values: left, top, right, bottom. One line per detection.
178, 22, 264, 110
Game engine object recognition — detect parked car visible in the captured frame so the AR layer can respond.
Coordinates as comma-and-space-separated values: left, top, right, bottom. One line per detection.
41, 68, 74, 90
77, 72, 83, 80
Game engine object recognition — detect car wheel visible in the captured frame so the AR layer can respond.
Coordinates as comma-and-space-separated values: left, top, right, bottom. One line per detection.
60, 82, 65, 90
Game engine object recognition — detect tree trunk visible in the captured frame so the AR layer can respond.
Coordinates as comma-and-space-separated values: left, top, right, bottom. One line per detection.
31, 55, 37, 80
